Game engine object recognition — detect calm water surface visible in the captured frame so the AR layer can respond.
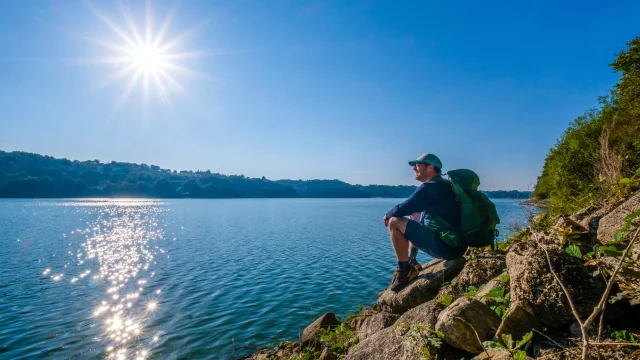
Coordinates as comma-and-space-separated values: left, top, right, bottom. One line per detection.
0, 198, 530, 359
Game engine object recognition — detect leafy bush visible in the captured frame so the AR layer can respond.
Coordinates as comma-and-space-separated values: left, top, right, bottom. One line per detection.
533, 36, 640, 214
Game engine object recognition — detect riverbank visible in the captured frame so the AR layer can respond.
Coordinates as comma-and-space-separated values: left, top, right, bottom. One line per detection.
240, 192, 640, 360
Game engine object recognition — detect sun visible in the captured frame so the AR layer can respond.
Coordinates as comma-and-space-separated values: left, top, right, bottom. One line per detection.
82, 1, 205, 108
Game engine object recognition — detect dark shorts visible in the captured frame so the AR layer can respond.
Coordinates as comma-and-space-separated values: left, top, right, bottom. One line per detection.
404, 219, 467, 260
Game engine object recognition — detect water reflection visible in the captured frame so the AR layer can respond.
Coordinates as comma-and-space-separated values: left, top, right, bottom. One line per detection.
47, 200, 167, 359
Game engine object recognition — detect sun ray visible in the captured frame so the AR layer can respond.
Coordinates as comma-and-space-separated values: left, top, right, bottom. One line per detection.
117, 0, 145, 48
83, 1, 138, 49
162, 62, 212, 81
153, 3, 179, 48
145, 1, 152, 47
156, 68, 187, 96
116, 68, 144, 108
96, 63, 139, 90
156, 22, 206, 54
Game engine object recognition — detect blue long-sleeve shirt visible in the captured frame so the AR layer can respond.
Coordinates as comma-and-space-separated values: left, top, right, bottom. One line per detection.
386, 178, 461, 228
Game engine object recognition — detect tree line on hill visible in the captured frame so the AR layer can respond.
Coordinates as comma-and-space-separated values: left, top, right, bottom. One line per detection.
532, 35, 640, 214
0, 151, 530, 199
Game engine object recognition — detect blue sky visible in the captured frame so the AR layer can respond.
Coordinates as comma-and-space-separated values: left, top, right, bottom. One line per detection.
1, 0, 639, 190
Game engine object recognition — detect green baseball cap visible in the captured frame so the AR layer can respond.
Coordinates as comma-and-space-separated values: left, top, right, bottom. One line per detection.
408, 153, 442, 169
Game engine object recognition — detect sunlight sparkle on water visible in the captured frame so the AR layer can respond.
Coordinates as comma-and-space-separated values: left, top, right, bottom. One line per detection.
47, 201, 168, 357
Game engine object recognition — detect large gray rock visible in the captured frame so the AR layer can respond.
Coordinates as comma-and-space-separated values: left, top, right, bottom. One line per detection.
394, 300, 445, 329
301, 312, 341, 347
342, 326, 424, 360
440, 252, 506, 300
319, 347, 339, 360
495, 302, 541, 346
344, 325, 467, 360
598, 193, 640, 243
475, 273, 510, 301
435, 297, 501, 354
377, 258, 466, 314
473, 349, 525, 360
349, 312, 399, 340
507, 245, 604, 328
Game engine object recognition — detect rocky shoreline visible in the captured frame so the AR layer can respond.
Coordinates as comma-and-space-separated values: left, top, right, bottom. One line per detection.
240, 193, 640, 360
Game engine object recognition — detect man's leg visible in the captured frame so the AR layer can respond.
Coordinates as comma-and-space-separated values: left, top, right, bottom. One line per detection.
387, 217, 413, 292
387, 216, 409, 262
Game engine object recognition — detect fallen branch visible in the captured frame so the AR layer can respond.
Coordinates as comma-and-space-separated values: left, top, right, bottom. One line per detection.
532, 232, 588, 352
590, 342, 640, 347
533, 223, 640, 360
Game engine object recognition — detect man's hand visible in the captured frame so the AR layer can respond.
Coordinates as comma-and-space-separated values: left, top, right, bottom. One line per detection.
383, 215, 389, 227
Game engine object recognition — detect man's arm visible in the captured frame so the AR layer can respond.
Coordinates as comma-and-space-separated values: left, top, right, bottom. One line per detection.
385, 185, 428, 219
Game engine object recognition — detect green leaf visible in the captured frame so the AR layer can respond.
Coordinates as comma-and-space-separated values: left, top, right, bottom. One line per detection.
635, 167, 640, 176
437, 294, 452, 307
624, 209, 640, 222
515, 331, 533, 349
466, 285, 478, 297
501, 334, 514, 349
486, 286, 505, 299
565, 244, 582, 258
500, 274, 510, 283
600, 245, 623, 257
482, 341, 506, 350
513, 350, 527, 360
619, 178, 632, 185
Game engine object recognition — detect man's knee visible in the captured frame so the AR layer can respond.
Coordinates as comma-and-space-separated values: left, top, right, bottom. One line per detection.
388, 217, 407, 232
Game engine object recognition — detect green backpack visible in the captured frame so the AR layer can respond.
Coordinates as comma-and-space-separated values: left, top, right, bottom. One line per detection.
423, 169, 500, 248
445, 169, 501, 248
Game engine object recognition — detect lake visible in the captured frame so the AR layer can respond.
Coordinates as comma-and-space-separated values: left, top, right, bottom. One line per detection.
0, 198, 531, 359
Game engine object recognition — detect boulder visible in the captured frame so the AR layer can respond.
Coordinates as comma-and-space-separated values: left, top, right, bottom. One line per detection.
440, 252, 506, 300
350, 312, 399, 340
506, 245, 604, 328
394, 300, 445, 329
475, 273, 510, 301
597, 193, 640, 243
301, 313, 341, 347
435, 297, 501, 354
319, 347, 339, 360
343, 325, 468, 360
473, 349, 528, 360
495, 302, 541, 346
342, 326, 424, 360
377, 258, 466, 314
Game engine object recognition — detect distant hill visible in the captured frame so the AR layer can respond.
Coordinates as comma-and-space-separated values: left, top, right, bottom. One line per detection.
0, 151, 530, 199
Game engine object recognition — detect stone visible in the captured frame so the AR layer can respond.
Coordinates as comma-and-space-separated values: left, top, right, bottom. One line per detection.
301, 313, 341, 347
506, 245, 604, 328
440, 252, 506, 300
377, 257, 466, 314
597, 193, 640, 243
495, 302, 541, 346
435, 297, 501, 354
349, 312, 399, 340
473, 349, 523, 360
394, 300, 445, 329
342, 326, 424, 360
318, 347, 338, 360
343, 325, 468, 360
474, 273, 510, 301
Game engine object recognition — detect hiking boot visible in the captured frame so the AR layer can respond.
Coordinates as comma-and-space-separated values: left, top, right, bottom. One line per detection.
408, 258, 422, 281
390, 268, 410, 292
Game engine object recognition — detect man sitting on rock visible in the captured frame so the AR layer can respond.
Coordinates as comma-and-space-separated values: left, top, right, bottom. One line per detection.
383, 153, 466, 292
